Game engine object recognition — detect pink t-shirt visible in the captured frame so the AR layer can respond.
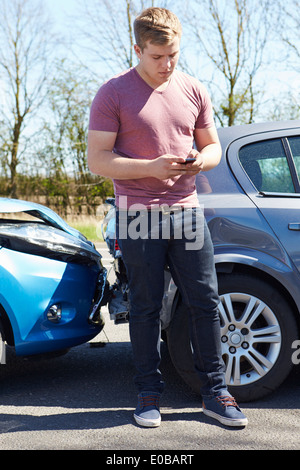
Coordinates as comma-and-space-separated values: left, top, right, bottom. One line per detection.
89, 68, 215, 208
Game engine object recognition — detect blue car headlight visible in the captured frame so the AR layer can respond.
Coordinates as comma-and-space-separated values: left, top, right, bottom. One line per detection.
0, 222, 101, 266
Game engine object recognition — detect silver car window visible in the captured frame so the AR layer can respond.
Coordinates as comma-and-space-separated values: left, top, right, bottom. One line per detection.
239, 139, 295, 193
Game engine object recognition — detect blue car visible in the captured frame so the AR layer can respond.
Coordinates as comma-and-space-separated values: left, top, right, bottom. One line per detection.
0, 198, 108, 360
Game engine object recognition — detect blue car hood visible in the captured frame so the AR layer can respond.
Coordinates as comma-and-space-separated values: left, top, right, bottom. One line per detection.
0, 198, 101, 266
0, 198, 81, 238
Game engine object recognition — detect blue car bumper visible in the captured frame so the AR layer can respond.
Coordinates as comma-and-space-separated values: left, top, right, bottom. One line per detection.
0, 247, 105, 356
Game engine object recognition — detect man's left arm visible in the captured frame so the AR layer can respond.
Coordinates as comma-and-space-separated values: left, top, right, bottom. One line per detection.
188, 127, 222, 173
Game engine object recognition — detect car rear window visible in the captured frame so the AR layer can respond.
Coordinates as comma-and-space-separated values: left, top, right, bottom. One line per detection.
239, 139, 295, 193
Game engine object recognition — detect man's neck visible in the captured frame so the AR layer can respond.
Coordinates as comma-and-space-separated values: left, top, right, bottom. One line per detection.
135, 65, 172, 91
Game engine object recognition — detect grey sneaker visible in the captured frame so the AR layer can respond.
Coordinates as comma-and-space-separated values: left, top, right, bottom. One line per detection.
134, 392, 161, 427
202, 392, 248, 427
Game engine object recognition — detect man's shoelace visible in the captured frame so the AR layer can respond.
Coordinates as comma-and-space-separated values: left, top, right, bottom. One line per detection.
216, 395, 238, 408
139, 395, 160, 408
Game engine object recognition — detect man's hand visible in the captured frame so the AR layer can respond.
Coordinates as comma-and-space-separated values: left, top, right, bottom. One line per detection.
182, 149, 204, 174
149, 154, 201, 180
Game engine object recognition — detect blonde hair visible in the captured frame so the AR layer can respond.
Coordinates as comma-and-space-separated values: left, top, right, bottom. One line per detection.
134, 7, 182, 51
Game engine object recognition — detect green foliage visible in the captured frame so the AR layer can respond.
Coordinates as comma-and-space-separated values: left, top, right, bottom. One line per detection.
0, 173, 114, 217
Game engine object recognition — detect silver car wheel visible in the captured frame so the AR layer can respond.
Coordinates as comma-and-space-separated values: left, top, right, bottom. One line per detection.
219, 292, 281, 387
166, 273, 297, 401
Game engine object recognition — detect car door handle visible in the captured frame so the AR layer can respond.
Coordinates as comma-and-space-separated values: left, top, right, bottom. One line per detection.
288, 223, 300, 231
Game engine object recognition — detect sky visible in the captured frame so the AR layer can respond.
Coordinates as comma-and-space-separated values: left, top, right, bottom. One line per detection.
2, 0, 300, 126
46, 0, 81, 43
47, 0, 76, 23
44, 0, 114, 78
43, 0, 300, 119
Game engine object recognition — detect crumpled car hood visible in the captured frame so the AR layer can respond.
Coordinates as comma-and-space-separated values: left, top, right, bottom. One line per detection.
0, 198, 101, 266
0, 198, 82, 238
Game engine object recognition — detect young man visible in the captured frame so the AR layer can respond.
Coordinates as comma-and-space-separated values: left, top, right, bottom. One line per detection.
88, 7, 248, 428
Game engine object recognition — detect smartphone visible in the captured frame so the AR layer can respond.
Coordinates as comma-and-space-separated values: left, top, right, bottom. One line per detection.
184, 157, 196, 164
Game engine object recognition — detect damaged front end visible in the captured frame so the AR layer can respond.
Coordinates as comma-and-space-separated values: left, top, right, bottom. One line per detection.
89, 268, 110, 326
0, 198, 110, 357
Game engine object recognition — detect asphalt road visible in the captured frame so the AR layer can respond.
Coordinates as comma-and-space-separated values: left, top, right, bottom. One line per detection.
0, 244, 299, 452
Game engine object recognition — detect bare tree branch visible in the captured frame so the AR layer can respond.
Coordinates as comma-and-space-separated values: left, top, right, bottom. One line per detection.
184, 0, 277, 125
0, 0, 56, 196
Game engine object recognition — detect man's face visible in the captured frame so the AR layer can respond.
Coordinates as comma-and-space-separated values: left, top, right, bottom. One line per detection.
134, 37, 180, 88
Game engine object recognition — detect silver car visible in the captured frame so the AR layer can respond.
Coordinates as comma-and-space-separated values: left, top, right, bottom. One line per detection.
104, 120, 300, 402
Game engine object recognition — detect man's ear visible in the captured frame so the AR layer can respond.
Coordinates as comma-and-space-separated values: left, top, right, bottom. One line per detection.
134, 44, 142, 59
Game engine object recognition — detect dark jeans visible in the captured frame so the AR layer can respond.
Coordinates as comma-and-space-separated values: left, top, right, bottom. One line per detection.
116, 207, 226, 397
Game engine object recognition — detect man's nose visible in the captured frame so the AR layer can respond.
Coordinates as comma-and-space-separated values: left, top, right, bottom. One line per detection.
163, 56, 172, 69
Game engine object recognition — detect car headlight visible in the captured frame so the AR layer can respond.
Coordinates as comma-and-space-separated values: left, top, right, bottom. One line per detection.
0, 222, 101, 266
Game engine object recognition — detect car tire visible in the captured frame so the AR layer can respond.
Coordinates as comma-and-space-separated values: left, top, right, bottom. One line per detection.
166, 273, 298, 402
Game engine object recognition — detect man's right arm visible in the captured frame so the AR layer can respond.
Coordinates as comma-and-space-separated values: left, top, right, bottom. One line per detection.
88, 130, 151, 180
87, 130, 190, 180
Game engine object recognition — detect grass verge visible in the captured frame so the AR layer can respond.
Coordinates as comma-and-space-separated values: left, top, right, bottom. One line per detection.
66, 215, 103, 242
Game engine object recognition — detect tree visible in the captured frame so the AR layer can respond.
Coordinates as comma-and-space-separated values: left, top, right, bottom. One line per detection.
36, 59, 113, 215
0, 0, 55, 197
184, 0, 277, 126
281, 0, 300, 67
